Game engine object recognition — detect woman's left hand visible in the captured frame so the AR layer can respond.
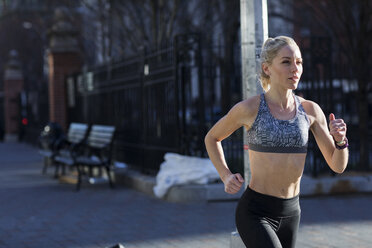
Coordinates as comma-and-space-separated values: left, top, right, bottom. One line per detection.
329, 113, 347, 143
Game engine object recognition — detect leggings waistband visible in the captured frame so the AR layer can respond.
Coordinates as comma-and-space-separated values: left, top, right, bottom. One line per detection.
240, 187, 300, 217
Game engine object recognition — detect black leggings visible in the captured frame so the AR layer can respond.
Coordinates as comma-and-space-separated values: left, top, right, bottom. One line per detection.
235, 187, 301, 248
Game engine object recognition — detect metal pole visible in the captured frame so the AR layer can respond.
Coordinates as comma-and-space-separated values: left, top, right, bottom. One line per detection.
240, 0, 268, 187
230, 1, 268, 247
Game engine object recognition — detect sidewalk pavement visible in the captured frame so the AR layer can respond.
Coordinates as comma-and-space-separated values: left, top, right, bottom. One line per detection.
0, 142, 371, 248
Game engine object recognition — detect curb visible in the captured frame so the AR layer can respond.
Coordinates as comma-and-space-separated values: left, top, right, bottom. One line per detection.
114, 168, 372, 202
301, 174, 372, 196
114, 168, 243, 202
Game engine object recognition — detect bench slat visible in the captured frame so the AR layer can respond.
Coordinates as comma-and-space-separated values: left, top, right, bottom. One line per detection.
86, 125, 115, 148
67, 123, 89, 143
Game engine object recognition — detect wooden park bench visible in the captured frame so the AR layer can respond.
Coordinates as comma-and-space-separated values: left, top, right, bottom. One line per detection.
39, 122, 88, 178
51, 123, 89, 178
56, 124, 116, 191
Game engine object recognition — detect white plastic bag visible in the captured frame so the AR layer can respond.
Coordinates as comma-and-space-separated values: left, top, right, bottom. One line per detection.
153, 153, 219, 198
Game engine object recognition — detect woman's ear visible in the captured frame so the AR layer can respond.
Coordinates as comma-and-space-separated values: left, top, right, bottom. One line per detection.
262, 63, 270, 77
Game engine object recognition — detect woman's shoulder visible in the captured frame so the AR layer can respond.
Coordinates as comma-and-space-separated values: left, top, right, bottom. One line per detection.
297, 95, 324, 121
227, 95, 261, 126
232, 94, 261, 114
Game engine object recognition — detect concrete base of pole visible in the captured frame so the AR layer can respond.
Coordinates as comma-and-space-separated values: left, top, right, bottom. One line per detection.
230, 231, 245, 248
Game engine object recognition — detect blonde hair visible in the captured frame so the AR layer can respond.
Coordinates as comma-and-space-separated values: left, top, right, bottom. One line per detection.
260, 36, 299, 92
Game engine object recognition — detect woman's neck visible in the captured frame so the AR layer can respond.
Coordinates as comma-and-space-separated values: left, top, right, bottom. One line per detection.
265, 89, 294, 110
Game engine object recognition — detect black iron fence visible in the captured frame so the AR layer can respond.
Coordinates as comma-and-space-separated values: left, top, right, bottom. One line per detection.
67, 34, 223, 173
65, 34, 370, 176
299, 36, 372, 176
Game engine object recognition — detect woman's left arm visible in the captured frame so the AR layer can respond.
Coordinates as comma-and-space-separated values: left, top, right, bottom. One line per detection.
305, 101, 349, 173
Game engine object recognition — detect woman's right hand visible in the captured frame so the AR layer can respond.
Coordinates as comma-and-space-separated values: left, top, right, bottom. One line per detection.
222, 173, 245, 194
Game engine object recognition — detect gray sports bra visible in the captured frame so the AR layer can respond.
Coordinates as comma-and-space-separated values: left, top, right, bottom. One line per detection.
246, 93, 310, 153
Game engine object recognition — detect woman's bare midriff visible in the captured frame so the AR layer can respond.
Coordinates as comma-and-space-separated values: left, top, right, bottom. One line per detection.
248, 150, 307, 199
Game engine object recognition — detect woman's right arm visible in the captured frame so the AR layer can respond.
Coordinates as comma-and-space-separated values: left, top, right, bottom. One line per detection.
204, 101, 252, 194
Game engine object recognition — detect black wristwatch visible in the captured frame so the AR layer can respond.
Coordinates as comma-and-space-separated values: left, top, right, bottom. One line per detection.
334, 137, 349, 150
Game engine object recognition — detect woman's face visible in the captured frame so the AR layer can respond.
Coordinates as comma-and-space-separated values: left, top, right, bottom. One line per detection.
264, 45, 303, 90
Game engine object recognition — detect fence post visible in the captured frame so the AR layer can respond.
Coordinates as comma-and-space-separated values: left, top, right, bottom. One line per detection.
194, 34, 206, 156
174, 36, 182, 155
174, 34, 190, 155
